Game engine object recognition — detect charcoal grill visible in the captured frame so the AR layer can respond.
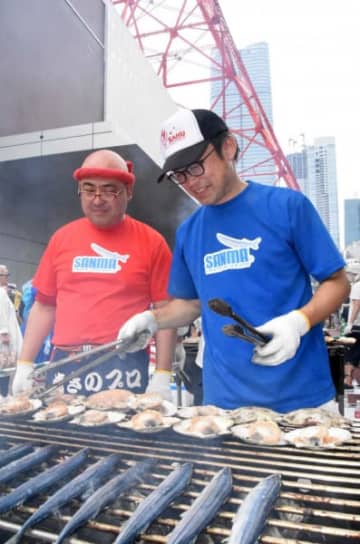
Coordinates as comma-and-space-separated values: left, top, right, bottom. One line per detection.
0, 417, 359, 543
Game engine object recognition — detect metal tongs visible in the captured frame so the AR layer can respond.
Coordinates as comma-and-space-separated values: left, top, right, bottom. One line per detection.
30, 338, 133, 400
208, 298, 269, 347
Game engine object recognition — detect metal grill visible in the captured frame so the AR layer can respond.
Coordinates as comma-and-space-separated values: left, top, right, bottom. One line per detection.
0, 418, 359, 543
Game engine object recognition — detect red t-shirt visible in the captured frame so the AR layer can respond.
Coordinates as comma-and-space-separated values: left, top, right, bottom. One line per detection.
33, 216, 172, 345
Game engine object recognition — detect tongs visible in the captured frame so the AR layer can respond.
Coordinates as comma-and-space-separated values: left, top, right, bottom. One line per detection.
32, 339, 123, 379
30, 338, 133, 400
208, 298, 269, 347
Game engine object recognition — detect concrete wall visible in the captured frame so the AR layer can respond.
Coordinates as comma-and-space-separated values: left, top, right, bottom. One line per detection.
0, 0, 105, 136
0, 1, 196, 289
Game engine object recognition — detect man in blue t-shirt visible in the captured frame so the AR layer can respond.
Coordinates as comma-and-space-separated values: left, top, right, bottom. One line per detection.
117, 108, 350, 412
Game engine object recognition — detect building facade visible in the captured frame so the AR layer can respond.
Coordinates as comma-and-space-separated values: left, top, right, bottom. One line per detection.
211, 42, 275, 185
287, 137, 340, 247
344, 199, 360, 246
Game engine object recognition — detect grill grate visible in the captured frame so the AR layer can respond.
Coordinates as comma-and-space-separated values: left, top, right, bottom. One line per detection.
0, 419, 359, 543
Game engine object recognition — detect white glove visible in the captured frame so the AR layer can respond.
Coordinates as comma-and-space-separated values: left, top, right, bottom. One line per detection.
344, 324, 353, 335
117, 311, 158, 353
252, 310, 310, 366
146, 370, 172, 401
11, 361, 34, 396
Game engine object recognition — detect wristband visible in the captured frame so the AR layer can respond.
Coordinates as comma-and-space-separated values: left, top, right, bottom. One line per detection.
154, 369, 172, 375
17, 360, 33, 365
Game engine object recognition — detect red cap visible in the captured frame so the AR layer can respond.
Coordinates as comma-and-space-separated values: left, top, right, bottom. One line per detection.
73, 161, 135, 184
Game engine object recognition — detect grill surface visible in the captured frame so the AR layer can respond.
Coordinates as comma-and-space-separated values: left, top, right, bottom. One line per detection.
0, 418, 359, 543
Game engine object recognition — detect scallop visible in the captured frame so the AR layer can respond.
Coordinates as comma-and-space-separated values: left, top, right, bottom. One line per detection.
118, 409, 179, 433
33, 401, 85, 422
232, 419, 284, 445
86, 389, 134, 411
177, 405, 226, 418
44, 393, 85, 407
173, 415, 234, 438
70, 409, 126, 426
229, 406, 280, 424
280, 408, 349, 428
0, 396, 42, 416
284, 425, 352, 449
128, 392, 164, 411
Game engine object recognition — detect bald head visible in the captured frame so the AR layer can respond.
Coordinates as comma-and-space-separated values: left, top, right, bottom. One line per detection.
0, 265, 9, 276
82, 150, 129, 172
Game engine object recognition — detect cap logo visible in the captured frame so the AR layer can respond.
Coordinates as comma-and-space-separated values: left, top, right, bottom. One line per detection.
161, 127, 187, 154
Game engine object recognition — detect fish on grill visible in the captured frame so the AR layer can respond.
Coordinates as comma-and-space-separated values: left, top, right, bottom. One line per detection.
0, 444, 56, 484
0, 443, 34, 468
166, 466, 233, 544
0, 448, 90, 515
114, 462, 193, 544
55, 458, 156, 544
5, 452, 122, 544
228, 473, 282, 544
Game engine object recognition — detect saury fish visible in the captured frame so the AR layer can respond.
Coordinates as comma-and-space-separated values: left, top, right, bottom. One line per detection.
228, 473, 282, 544
55, 458, 156, 544
0, 448, 90, 515
5, 452, 122, 544
0, 443, 34, 468
0, 445, 56, 484
166, 466, 232, 544
115, 462, 193, 544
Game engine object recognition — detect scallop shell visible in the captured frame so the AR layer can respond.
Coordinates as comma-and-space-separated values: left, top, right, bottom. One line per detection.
86, 389, 135, 411
284, 425, 352, 449
173, 415, 233, 439
232, 419, 285, 446
44, 393, 86, 407
70, 409, 126, 426
33, 402, 85, 422
280, 408, 349, 428
128, 392, 164, 411
229, 406, 281, 424
0, 396, 42, 417
118, 409, 179, 433
177, 405, 226, 418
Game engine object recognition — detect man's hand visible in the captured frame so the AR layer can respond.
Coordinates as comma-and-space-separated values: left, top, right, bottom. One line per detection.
252, 310, 310, 366
117, 311, 158, 352
11, 361, 34, 396
146, 370, 172, 401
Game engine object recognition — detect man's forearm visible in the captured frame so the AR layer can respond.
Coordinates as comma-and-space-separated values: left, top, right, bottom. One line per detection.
300, 269, 350, 327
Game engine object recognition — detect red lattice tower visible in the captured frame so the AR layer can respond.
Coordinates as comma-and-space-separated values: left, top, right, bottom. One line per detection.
112, 0, 299, 189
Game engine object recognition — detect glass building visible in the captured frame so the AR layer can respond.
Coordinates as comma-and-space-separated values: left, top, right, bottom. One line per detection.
211, 42, 275, 185
287, 137, 340, 247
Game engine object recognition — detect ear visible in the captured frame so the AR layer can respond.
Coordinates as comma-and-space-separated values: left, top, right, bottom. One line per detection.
126, 183, 134, 201
222, 134, 238, 161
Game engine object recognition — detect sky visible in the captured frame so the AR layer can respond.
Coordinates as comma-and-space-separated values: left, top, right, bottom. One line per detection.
219, 0, 360, 215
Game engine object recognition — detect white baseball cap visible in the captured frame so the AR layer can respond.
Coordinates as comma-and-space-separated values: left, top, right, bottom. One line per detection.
158, 108, 228, 182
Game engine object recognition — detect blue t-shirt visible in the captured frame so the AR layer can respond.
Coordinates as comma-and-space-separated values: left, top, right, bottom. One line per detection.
169, 182, 345, 412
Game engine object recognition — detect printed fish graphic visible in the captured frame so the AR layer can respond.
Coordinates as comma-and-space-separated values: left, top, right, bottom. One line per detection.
0, 448, 90, 516
55, 458, 156, 544
0, 445, 56, 485
228, 473, 282, 544
114, 462, 193, 544
166, 466, 232, 544
5, 452, 122, 544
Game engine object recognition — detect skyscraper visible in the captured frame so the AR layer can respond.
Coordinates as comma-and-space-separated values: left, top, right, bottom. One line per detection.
211, 42, 275, 185
287, 137, 340, 247
344, 199, 360, 246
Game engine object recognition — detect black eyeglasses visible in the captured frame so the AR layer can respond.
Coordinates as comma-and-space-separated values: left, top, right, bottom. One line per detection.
166, 147, 216, 186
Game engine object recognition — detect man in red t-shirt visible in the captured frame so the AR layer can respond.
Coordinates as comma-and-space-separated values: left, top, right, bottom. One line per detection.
12, 149, 176, 398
